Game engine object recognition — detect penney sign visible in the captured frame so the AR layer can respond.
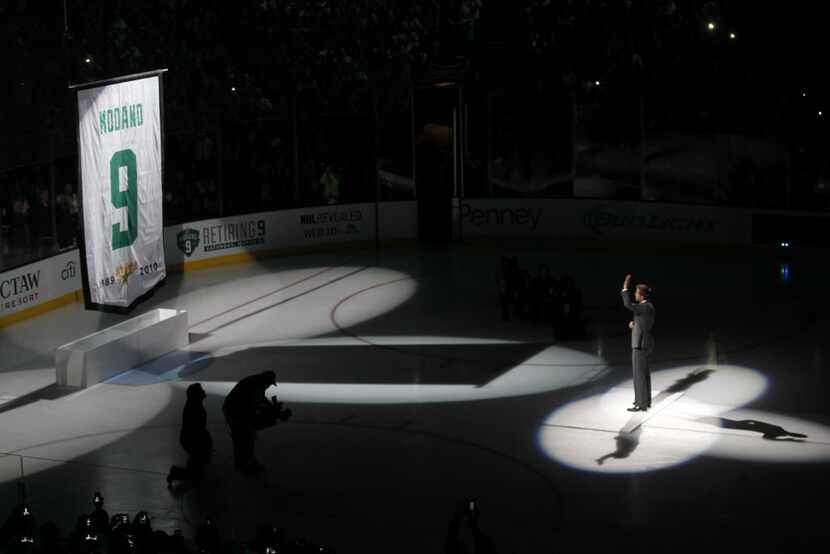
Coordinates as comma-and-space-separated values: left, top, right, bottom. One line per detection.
460, 199, 751, 243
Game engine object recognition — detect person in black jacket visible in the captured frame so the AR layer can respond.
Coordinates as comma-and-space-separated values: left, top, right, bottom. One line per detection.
222, 371, 278, 473
88, 492, 108, 535
167, 383, 213, 487
444, 499, 497, 554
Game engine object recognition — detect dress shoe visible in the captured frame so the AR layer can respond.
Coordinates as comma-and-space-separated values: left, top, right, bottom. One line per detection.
626, 406, 642, 412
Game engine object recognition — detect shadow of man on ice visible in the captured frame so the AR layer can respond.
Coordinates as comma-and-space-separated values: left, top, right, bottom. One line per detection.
596, 427, 642, 465
697, 417, 808, 441
662, 369, 715, 394
595, 369, 715, 466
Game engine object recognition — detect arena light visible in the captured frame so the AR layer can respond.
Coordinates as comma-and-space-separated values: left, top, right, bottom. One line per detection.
780, 263, 791, 283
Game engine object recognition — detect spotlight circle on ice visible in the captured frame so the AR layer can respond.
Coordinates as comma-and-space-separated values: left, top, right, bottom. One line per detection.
538, 365, 771, 474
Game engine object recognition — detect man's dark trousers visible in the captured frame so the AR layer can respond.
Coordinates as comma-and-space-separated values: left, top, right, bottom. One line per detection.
632, 347, 652, 408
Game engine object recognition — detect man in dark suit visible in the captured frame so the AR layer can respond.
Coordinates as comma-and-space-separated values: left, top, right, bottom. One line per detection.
622, 274, 655, 411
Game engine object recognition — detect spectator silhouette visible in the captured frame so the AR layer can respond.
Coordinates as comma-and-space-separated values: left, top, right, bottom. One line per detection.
36, 521, 60, 554
30, 189, 51, 254
558, 273, 585, 339
195, 517, 221, 554
320, 163, 341, 205
56, 184, 79, 248
88, 492, 108, 535
167, 383, 212, 487
516, 268, 532, 319
68, 515, 103, 554
1, 504, 37, 552
445, 499, 497, 554
10, 187, 30, 255
497, 256, 524, 321
530, 264, 553, 322
132, 512, 152, 552
496, 257, 511, 321
108, 512, 136, 554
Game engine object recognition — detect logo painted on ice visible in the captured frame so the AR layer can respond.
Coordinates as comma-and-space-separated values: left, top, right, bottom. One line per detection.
177, 228, 200, 257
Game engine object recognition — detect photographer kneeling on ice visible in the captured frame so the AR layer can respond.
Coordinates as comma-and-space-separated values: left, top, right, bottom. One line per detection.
222, 370, 292, 473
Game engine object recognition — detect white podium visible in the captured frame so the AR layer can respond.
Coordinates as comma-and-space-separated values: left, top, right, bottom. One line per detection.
55, 308, 189, 387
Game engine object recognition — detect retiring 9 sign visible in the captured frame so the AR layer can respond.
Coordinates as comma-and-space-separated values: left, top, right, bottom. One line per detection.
76, 72, 166, 309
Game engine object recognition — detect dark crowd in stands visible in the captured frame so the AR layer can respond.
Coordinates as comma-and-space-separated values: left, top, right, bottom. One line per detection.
2, 0, 472, 270
1, 489, 497, 554
0, 489, 336, 554
497, 257, 586, 340
2, 0, 829, 273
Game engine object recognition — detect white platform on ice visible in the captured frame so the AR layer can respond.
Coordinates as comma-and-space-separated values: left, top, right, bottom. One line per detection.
55, 308, 188, 387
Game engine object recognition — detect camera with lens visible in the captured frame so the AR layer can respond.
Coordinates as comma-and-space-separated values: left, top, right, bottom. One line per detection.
273, 396, 292, 422
253, 396, 292, 429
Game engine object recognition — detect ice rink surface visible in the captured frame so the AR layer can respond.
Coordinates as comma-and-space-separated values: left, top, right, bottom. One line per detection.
1, 242, 829, 553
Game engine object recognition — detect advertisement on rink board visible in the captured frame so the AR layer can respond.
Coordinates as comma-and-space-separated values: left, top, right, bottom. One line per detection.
0, 250, 82, 321
165, 201, 419, 266
166, 203, 369, 265
459, 198, 752, 244
0, 201, 418, 323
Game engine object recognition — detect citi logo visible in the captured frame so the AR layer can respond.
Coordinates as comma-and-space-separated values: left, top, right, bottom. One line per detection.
61, 261, 77, 281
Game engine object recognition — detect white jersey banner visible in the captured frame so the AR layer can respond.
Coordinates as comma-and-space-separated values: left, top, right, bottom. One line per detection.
77, 74, 166, 308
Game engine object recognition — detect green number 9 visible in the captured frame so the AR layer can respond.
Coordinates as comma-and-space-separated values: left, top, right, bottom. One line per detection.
110, 149, 138, 250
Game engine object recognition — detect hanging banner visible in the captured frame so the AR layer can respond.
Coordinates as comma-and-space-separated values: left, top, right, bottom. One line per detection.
75, 71, 167, 309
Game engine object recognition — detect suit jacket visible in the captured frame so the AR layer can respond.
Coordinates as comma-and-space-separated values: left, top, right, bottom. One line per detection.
622, 290, 655, 350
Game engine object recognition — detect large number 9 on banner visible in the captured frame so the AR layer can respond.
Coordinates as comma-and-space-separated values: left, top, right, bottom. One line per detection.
110, 149, 138, 250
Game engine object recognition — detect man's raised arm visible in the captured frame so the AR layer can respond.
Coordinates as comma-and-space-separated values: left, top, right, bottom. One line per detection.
621, 274, 645, 313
